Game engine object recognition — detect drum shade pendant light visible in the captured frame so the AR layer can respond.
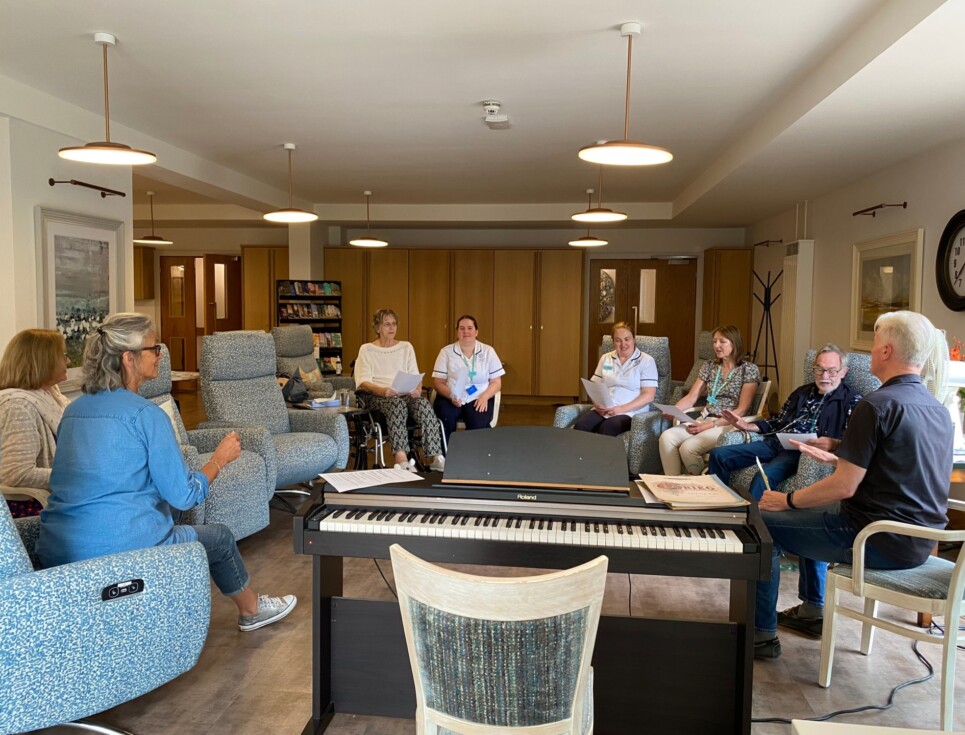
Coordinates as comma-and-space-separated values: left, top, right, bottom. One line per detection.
58, 33, 157, 166
572, 169, 626, 223
578, 23, 672, 167
264, 143, 318, 223
569, 190, 608, 247
133, 191, 173, 245
349, 191, 388, 248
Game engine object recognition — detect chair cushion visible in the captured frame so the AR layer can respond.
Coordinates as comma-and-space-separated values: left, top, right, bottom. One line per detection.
409, 598, 588, 727
832, 556, 957, 600
272, 432, 338, 487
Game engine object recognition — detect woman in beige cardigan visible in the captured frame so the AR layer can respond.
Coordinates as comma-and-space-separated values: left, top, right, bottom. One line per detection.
0, 329, 70, 517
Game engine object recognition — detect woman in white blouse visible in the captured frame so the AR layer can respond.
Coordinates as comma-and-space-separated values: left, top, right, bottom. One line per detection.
432, 315, 505, 445
354, 308, 445, 472
0, 329, 71, 516
576, 322, 657, 436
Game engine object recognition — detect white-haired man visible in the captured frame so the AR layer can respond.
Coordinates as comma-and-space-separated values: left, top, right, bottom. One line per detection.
753, 311, 953, 659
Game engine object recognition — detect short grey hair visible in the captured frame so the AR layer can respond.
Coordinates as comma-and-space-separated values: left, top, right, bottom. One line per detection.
874, 310, 936, 367
815, 343, 848, 370
371, 308, 399, 335
82, 312, 155, 394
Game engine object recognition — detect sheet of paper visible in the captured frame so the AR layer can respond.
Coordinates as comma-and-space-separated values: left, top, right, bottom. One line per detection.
391, 371, 425, 395
581, 378, 615, 408
652, 402, 697, 424
451, 373, 470, 400
320, 468, 423, 493
777, 432, 817, 450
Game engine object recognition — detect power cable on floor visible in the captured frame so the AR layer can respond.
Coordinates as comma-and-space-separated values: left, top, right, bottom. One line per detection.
373, 558, 398, 599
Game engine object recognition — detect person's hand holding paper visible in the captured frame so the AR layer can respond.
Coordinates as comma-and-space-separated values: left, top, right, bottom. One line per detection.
581, 378, 614, 410
391, 371, 425, 397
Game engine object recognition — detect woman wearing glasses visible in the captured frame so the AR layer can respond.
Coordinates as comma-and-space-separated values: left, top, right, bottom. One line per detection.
0, 329, 71, 517
354, 308, 445, 472
658, 325, 760, 475
36, 313, 296, 632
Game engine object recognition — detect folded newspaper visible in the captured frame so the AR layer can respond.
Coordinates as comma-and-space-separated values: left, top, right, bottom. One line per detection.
637, 474, 749, 510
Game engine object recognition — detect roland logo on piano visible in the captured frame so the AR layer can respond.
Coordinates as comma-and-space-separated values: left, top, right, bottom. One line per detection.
516, 493, 538, 501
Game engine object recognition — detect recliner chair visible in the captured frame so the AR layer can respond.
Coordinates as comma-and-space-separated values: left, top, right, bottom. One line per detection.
199, 331, 349, 497
139, 344, 275, 540
270, 325, 335, 399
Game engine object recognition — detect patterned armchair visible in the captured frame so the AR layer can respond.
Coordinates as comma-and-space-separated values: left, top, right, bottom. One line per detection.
670, 330, 714, 403
200, 331, 350, 492
554, 335, 672, 476
390, 544, 607, 735
139, 344, 275, 540
270, 325, 335, 399
715, 349, 880, 494
0, 502, 210, 735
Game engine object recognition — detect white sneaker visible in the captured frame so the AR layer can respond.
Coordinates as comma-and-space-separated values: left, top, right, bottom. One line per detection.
238, 594, 297, 632
393, 459, 418, 473
429, 455, 446, 472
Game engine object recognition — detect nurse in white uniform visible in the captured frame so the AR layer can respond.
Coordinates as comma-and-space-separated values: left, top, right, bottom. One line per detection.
576, 322, 657, 436
432, 315, 505, 445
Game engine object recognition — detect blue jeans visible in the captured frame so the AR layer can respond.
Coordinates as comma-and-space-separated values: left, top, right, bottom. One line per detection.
179, 523, 250, 597
709, 438, 827, 607
755, 508, 909, 635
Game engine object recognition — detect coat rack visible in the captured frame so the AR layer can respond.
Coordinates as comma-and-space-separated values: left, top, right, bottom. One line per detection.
752, 269, 781, 383
852, 202, 906, 217
48, 178, 126, 198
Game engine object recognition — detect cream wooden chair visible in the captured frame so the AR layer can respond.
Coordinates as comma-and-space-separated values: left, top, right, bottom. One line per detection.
818, 513, 965, 731
390, 544, 608, 734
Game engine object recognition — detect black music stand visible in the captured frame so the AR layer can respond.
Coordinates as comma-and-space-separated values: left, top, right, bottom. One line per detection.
441, 426, 629, 491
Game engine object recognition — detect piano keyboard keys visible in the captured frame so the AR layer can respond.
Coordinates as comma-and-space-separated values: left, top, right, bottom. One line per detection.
316, 509, 743, 553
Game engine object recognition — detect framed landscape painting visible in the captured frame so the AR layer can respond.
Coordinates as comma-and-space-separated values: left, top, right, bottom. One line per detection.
850, 229, 923, 351
38, 208, 122, 389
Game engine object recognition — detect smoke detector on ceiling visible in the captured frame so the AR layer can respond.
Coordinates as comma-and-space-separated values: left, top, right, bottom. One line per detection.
482, 100, 511, 130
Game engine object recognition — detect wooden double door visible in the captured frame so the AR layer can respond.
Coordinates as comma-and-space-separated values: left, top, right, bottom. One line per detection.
159, 255, 242, 371
588, 259, 697, 382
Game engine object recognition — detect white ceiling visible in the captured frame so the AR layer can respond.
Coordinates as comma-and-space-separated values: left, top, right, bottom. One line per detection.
0, 0, 962, 228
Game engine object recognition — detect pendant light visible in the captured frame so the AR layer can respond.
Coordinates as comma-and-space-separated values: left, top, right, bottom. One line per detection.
571, 169, 627, 223
58, 33, 157, 166
264, 143, 319, 223
578, 22, 672, 167
349, 191, 388, 248
133, 191, 173, 245
568, 190, 608, 247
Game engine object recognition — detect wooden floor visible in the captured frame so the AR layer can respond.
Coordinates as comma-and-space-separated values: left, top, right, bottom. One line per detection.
36, 393, 965, 734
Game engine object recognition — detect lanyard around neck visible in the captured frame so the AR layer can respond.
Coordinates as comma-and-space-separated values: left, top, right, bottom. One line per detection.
459, 349, 477, 379
708, 364, 736, 405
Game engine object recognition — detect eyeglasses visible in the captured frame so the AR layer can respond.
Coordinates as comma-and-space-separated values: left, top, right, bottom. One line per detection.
138, 345, 163, 357
812, 367, 840, 377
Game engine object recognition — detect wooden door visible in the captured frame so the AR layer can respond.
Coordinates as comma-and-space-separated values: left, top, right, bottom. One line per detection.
367, 249, 410, 340
203, 254, 242, 335
493, 250, 536, 395
702, 248, 753, 347
159, 256, 197, 371
408, 250, 450, 385
242, 247, 271, 331
628, 259, 697, 382
451, 250, 495, 340
537, 250, 582, 397
325, 248, 367, 370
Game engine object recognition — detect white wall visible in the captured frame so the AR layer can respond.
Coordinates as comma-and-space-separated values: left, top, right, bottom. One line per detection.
750, 137, 965, 369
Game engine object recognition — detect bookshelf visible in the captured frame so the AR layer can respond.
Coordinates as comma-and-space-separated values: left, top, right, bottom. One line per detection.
277, 280, 343, 375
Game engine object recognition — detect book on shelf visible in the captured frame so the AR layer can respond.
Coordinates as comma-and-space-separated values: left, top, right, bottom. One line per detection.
636, 474, 749, 510
278, 281, 294, 296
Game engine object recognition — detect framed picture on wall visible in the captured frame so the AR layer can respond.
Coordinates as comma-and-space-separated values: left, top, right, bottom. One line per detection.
850, 228, 923, 351
37, 208, 122, 389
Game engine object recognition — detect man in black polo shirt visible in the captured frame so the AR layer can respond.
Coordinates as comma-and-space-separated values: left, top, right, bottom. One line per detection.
753, 311, 953, 659
708, 343, 862, 637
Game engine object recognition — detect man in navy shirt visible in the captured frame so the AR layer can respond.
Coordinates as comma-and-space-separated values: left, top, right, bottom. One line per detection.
754, 311, 953, 659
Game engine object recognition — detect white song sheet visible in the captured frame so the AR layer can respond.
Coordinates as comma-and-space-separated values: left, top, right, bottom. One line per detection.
652, 402, 697, 425
581, 378, 615, 408
390, 371, 425, 395
320, 468, 423, 493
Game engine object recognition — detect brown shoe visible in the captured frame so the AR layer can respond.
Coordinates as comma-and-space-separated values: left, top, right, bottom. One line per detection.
777, 604, 823, 638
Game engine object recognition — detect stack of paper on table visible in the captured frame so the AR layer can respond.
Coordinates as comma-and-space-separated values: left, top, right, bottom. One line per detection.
637, 474, 750, 510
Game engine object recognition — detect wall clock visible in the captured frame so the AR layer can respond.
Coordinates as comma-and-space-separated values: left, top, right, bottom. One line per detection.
937, 209, 965, 311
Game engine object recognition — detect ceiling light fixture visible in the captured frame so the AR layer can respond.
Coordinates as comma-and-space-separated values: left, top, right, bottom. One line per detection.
569, 190, 608, 247
578, 22, 672, 167
572, 169, 627, 223
58, 33, 157, 166
133, 191, 173, 245
349, 191, 388, 248
264, 143, 318, 223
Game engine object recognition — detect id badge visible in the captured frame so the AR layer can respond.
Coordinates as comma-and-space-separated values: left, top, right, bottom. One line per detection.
466, 384, 479, 396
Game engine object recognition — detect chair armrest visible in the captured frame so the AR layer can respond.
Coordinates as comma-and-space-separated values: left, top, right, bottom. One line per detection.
188, 426, 279, 489
850, 520, 965, 596
670, 386, 685, 404
716, 430, 764, 448
0, 543, 210, 731
554, 404, 592, 429
288, 410, 350, 470
624, 411, 673, 476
